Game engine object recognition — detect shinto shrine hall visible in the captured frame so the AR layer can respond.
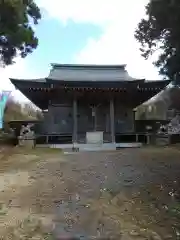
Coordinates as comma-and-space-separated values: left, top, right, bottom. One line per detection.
10, 64, 170, 150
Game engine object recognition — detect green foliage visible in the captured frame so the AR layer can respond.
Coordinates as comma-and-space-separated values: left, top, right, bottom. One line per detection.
136, 102, 167, 120
4, 98, 24, 121
135, 0, 180, 80
22, 102, 43, 120
0, 0, 41, 65
4, 98, 42, 121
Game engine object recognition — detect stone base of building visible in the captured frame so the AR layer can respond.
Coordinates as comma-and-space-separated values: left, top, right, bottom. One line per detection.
36, 142, 142, 152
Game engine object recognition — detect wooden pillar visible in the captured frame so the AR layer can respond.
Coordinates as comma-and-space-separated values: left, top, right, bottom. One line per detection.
110, 98, 115, 143
147, 134, 150, 145
73, 96, 78, 143
135, 134, 138, 142
133, 109, 136, 132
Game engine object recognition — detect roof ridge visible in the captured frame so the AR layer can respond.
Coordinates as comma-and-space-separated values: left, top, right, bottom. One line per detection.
51, 63, 126, 69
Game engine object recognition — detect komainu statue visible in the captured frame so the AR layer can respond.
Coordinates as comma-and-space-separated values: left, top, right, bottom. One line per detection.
18, 124, 35, 148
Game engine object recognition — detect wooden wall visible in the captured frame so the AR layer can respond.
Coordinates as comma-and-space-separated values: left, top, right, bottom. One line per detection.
40, 101, 135, 135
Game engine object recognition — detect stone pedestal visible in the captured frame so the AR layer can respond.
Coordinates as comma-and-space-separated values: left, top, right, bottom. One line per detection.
18, 136, 35, 148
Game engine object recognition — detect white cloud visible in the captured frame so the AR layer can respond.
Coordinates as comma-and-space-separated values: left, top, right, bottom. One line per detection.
39, 0, 161, 80
0, 58, 42, 103
0, 59, 26, 101
75, 23, 160, 80
39, 0, 146, 26
38, 0, 124, 26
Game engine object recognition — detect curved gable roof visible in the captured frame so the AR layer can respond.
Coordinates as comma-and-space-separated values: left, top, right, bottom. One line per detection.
48, 63, 143, 82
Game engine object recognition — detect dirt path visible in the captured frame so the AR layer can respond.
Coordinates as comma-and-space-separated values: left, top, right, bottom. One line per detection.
0, 147, 180, 239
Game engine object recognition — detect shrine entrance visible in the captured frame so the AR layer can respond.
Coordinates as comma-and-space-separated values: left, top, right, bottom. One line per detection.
75, 95, 115, 143
89, 104, 104, 132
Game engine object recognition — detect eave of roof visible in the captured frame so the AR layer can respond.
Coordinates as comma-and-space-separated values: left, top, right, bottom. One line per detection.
10, 78, 46, 83
9, 78, 171, 110
9, 78, 171, 89
10, 78, 49, 89
46, 78, 145, 88
141, 79, 171, 86
10, 78, 49, 110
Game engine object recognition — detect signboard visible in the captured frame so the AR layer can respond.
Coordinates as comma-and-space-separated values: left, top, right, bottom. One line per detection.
0, 91, 11, 129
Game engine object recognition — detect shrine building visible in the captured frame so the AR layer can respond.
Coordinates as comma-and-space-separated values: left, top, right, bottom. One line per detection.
10, 64, 170, 149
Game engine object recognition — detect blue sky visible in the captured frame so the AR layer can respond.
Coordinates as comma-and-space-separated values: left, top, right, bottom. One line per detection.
0, 0, 161, 101
27, 16, 103, 76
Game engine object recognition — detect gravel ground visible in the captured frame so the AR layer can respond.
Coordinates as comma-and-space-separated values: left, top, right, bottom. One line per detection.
0, 146, 180, 239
